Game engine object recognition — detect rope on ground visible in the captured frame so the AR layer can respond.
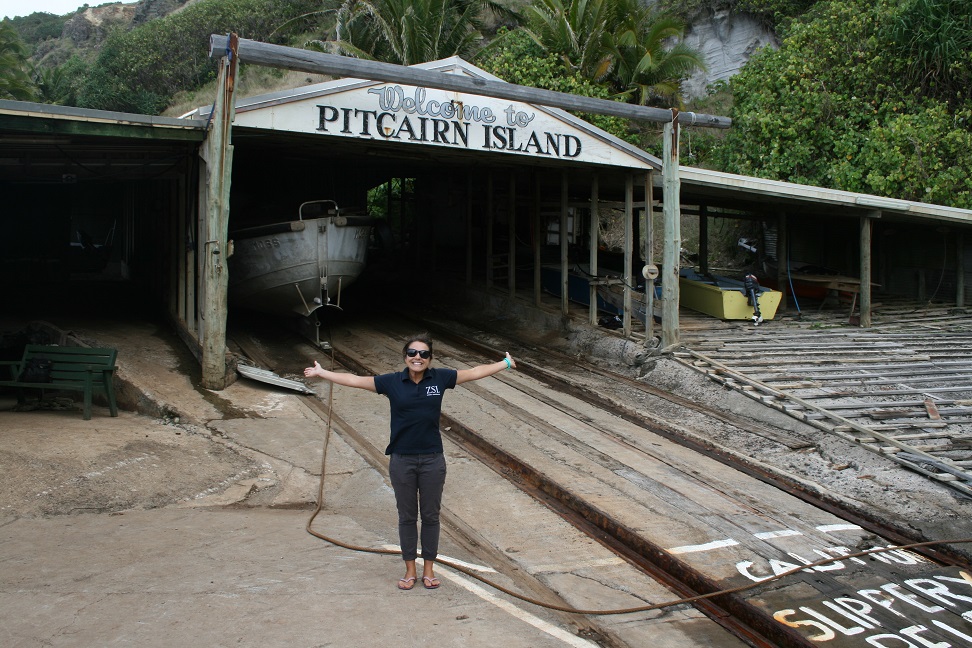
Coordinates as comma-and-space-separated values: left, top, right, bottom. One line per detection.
305, 346, 972, 616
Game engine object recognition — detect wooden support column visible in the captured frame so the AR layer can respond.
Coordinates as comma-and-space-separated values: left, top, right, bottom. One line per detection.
642, 171, 655, 345
698, 203, 708, 275
661, 113, 681, 349
199, 34, 237, 390
776, 213, 789, 311
508, 174, 516, 296
589, 175, 599, 326
486, 172, 494, 290
957, 233, 965, 308
465, 173, 472, 285
533, 174, 542, 307
859, 210, 876, 328
623, 174, 634, 337
177, 176, 188, 323
560, 171, 569, 316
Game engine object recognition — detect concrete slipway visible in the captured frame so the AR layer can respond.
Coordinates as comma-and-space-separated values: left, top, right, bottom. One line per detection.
0, 312, 747, 648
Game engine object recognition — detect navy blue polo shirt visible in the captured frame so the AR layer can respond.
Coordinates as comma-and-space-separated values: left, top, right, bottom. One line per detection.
374, 367, 458, 455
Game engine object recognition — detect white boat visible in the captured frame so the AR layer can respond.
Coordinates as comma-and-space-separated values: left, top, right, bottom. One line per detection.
228, 200, 373, 317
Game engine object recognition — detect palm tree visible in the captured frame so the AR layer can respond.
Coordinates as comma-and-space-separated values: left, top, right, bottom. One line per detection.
328, 0, 518, 65
0, 21, 38, 101
523, 0, 704, 107
521, 0, 614, 81
606, 0, 705, 106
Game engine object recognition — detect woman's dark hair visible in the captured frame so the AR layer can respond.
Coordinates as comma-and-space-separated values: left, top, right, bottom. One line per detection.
402, 333, 433, 357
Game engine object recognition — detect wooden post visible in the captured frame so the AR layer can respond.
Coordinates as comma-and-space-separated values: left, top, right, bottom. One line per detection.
486, 172, 494, 290
661, 113, 681, 350
859, 211, 876, 328
560, 171, 569, 316
534, 174, 542, 307
643, 171, 655, 345
508, 174, 516, 296
957, 233, 965, 308
199, 34, 237, 390
698, 203, 708, 275
465, 173, 472, 285
623, 174, 633, 337
776, 213, 788, 311
589, 174, 599, 327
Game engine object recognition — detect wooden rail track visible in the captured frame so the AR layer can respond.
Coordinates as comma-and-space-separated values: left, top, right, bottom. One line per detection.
238, 313, 972, 648
676, 307, 972, 498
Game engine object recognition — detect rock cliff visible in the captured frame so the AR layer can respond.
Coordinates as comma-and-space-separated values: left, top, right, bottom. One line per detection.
682, 9, 778, 99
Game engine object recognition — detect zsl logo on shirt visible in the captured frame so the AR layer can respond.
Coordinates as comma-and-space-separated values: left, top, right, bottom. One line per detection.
425, 386, 441, 396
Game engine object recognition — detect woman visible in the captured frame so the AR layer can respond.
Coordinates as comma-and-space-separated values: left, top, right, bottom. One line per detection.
304, 333, 516, 590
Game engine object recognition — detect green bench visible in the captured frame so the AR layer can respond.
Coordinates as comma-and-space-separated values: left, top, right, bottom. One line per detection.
0, 344, 119, 420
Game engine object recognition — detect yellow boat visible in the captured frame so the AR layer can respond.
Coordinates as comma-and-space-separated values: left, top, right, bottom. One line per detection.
679, 268, 781, 321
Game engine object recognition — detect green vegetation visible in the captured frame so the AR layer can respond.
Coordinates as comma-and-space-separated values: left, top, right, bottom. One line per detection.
718, 0, 972, 208
0, 21, 37, 101
56, 0, 324, 113
324, 0, 517, 65
658, 0, 817, 27
476, 28, 636, 143
6, 11, 71, 45
2, 0, 970, 209
522, 0, 704, 107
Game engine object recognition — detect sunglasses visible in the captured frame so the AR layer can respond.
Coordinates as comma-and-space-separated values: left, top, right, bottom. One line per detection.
406, 348, 431, 359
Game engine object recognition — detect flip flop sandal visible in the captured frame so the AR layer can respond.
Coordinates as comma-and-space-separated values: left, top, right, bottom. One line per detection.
422, 576, 440, 589
398, 576, 417, 590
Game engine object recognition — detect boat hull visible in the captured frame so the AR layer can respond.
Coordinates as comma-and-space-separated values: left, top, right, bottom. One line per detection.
679, 269, 781, 320
595, 281, 661, 324
539, 265, 619, 313
228, 216, 371, 316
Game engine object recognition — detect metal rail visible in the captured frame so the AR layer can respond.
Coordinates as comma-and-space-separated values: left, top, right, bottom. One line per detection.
412, 314, 971, 566
324, 345, 800, 647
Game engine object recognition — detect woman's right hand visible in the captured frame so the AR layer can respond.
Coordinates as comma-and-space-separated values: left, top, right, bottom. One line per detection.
303, 360, 323, 378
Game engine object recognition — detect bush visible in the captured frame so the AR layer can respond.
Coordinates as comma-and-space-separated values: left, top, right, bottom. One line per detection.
717, 0, 972, 208
8, 12, 70, 47
476, 28, 637, 144
76, 0, 326, 114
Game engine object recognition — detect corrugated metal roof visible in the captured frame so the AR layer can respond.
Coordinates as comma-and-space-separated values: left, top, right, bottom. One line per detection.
680, 166, 972, 224
0, 99, 206, 134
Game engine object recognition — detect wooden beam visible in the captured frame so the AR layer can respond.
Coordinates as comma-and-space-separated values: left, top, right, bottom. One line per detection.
486, 172, 495, 289
860, 211, 875, 327
465, 173, 473, 284
776, 213, 789, 311
560, 171, 569, 316
508, 173, 516, 297
958, 232, 966, 308
698, 203, 708, 275
661, 115, 681, 349
209, 35, 730, 129
589, 174, 599, 327
200, 34, 238, 390
623, 174, 633, 337
643, 170, 655, 345
533, 174, 542, 308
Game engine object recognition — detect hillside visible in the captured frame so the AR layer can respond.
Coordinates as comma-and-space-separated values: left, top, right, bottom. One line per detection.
14, 0, 194, 68
7, 0, 970, 209
11, 0, 775, 104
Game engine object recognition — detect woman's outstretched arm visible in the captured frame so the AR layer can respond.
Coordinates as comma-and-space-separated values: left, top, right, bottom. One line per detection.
456, 352, 516, 385
304, 361, 377, 392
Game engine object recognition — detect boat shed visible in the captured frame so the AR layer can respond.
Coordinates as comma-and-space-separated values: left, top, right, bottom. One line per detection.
3, 44, 972, 390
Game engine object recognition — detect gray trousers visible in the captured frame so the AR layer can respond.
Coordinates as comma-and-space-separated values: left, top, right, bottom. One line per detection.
389, 452, 446, 562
